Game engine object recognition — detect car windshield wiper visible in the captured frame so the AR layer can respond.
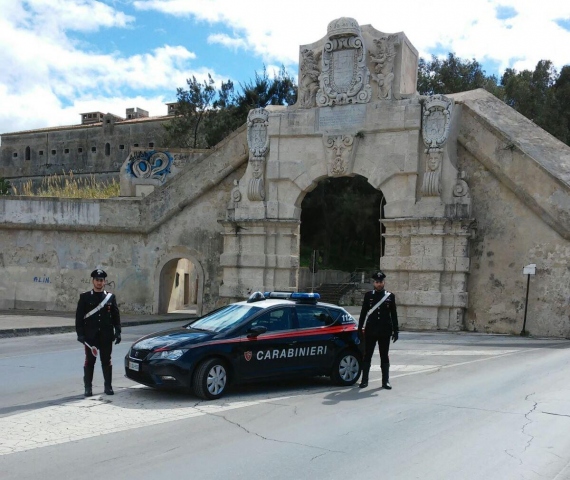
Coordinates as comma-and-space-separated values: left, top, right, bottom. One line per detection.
186, 325, 211, 332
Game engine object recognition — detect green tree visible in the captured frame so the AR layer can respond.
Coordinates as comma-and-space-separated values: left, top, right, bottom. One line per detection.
163, 74, 216, 149
0, 177, 12, 195
502, 60, 568, 144
165, 66, 298, 149
418, 53, 501, 97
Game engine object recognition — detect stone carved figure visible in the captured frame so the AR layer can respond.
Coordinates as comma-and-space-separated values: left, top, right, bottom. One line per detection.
316, 17, 372, 107
422, 94, 453, 150
126, 150, 172, 183
421, 150, 442, 196
370, 35, 399, 99
299, 48, 322, 108
246, 108, 270, 201
323, 134, 354, 176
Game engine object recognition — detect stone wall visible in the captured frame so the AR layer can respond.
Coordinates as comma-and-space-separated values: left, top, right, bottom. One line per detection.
0, 126, 249, 315
0, 115, 169, 189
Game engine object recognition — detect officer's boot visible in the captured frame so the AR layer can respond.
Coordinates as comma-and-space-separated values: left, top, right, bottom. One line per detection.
359, 362, 370, 388
83, 365, 94, 397
381, 362, 392, 389
102, 365, 114, 395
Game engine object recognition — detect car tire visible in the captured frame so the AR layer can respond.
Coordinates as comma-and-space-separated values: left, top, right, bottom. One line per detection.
193, 358, 229, 400
331, 350, 361, 386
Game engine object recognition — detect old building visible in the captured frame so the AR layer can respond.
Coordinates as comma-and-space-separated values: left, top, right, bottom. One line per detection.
0, 105, 174, 190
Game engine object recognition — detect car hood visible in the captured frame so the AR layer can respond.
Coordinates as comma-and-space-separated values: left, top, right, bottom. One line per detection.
132, 327, 215, 350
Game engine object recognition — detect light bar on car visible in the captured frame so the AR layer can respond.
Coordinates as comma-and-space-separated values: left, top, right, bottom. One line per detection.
290, 292, 320, 300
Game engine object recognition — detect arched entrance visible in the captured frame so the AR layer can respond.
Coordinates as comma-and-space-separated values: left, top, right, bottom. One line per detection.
154, 250, 205, 315
300, 175, 385, 273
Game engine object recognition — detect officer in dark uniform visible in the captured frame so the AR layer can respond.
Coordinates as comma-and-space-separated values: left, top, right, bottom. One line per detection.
358, 271, 399, 389
75, 269, 121, 396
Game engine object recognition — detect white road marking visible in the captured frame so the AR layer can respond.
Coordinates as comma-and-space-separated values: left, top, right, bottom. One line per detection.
394, 350, 518, 356
370, 364, 440, 372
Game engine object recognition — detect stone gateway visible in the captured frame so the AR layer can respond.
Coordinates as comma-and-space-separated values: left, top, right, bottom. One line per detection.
1, 18, 569, 338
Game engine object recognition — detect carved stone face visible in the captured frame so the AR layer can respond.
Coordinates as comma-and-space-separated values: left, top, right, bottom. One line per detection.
428, 152, 441, 171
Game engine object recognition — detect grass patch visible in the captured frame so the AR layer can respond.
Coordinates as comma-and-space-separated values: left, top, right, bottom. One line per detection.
13, 172, 119, 199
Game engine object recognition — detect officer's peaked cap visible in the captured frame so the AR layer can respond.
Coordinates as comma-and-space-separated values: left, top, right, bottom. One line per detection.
371, 271, 386, 281
90, 269, 107, 279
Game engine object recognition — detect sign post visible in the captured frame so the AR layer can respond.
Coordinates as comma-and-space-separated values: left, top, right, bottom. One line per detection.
521, 263, 536, 336
310, 250, 319, 293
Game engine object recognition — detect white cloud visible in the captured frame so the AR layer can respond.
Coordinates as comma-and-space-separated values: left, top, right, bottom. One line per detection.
133, 0, 570, 75
1, 0, 570, 134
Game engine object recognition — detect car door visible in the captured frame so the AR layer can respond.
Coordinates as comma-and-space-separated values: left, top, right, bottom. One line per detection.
236, 306, 298, 380
292, 305, 337, 373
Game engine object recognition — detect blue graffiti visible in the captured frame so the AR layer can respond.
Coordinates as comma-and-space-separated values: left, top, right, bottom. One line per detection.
126, 150, 172, 183
33, 276, 50, 283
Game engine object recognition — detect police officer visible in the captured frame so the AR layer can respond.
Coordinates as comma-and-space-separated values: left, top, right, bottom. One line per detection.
358, 271, 399, 389
76, 269, 121, 396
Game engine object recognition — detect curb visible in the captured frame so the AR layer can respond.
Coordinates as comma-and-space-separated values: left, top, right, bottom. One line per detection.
0, 316, 196, 339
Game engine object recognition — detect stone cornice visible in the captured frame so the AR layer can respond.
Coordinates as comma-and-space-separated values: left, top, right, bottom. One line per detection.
451, 89, 570, 241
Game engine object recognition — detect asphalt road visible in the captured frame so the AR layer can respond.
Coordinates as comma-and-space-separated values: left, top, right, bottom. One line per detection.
1, 325, 570, 480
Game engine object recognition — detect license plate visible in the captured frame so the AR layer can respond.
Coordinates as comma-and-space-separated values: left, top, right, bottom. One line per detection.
128, 361, 140, 371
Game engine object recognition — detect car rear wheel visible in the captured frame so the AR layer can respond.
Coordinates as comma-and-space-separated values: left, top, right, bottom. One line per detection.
193, 358, 229, 400
331, 351, 361, 386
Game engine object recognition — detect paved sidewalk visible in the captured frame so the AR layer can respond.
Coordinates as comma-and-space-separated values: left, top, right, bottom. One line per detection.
0, 309, 197, 338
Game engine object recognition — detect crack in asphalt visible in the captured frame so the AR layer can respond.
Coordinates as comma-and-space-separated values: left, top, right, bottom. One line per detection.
522, 393, 537, 452
505, 449, 522, 465
542, 411, 570, 418
197, 409, 344, 455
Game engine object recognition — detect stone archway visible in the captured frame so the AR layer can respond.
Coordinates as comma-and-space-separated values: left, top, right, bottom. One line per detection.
154, 248, 205, 315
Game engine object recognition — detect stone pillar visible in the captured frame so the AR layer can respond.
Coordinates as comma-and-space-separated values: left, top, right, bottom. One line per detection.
381, 218, 471, 330
219, 220, 300, 301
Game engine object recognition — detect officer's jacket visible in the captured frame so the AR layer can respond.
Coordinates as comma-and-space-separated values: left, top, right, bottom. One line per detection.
75, 290, 121, 341
358, 289, 398, 334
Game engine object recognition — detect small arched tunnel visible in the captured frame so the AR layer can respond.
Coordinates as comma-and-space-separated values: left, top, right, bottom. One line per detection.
158, 257, 200, 314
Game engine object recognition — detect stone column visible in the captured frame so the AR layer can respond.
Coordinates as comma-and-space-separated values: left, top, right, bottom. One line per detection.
219, 220, 300, 301
381, 218, 471, 330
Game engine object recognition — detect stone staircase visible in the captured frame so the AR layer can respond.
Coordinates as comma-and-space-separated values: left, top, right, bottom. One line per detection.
314, 282, 358, 305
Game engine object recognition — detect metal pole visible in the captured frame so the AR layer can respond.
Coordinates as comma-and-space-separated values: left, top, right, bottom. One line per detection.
311, 250, 315, 293
521, 273, 530, 336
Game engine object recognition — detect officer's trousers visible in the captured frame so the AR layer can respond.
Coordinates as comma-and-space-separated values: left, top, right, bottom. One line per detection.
83, 334, 113, 368
363, 331, 391, 367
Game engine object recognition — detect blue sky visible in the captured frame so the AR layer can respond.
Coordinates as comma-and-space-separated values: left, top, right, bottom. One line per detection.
1, 0, 569, 135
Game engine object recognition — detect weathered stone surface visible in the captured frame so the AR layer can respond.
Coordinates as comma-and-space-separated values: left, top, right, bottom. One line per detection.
0, 24, 569, 338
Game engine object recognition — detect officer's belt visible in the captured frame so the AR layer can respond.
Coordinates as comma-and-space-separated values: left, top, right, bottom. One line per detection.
84, 291, 113, 319
363, 291, 391, 328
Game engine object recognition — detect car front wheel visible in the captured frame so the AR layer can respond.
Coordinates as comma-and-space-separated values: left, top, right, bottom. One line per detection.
193, 358, 229, 400
331, 351, 361, 386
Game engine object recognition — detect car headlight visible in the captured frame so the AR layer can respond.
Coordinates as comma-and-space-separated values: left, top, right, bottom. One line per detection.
149, 349, 187, 361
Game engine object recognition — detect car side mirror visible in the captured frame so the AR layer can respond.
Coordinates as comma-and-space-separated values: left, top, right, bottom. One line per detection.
247, 325, 267, 337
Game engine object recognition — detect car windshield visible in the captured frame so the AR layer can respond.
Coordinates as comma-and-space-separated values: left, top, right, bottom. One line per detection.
188, 304, 262, 333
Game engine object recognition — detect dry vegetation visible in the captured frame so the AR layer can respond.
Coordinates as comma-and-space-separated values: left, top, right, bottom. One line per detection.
13, 172, 119, 199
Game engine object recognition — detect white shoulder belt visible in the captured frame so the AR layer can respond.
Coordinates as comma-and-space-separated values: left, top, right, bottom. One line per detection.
84, 291, 113, 319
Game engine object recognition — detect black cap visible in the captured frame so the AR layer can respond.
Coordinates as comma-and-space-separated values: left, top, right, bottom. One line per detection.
371, 271, 386, 281
90, 269, 107, 279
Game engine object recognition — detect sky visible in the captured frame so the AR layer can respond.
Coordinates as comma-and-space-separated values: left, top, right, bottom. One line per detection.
1, 0, 569, 135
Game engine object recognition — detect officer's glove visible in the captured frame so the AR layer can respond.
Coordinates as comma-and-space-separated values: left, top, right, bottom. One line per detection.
77, 335, 85, 344
114, 330, 122, 345
392, 331, 399, 343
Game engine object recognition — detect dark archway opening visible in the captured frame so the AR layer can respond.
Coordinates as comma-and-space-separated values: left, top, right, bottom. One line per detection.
300, 175, 385, 274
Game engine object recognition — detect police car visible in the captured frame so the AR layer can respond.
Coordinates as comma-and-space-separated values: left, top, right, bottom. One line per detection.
125, 292, 362, 400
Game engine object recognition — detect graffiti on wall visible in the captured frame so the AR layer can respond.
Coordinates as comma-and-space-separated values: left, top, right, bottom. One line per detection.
33, 275, 50, 283
126, 151, 172, 183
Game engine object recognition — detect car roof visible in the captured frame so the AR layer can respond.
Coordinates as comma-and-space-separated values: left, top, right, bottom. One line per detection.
232, 298, 344, 310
